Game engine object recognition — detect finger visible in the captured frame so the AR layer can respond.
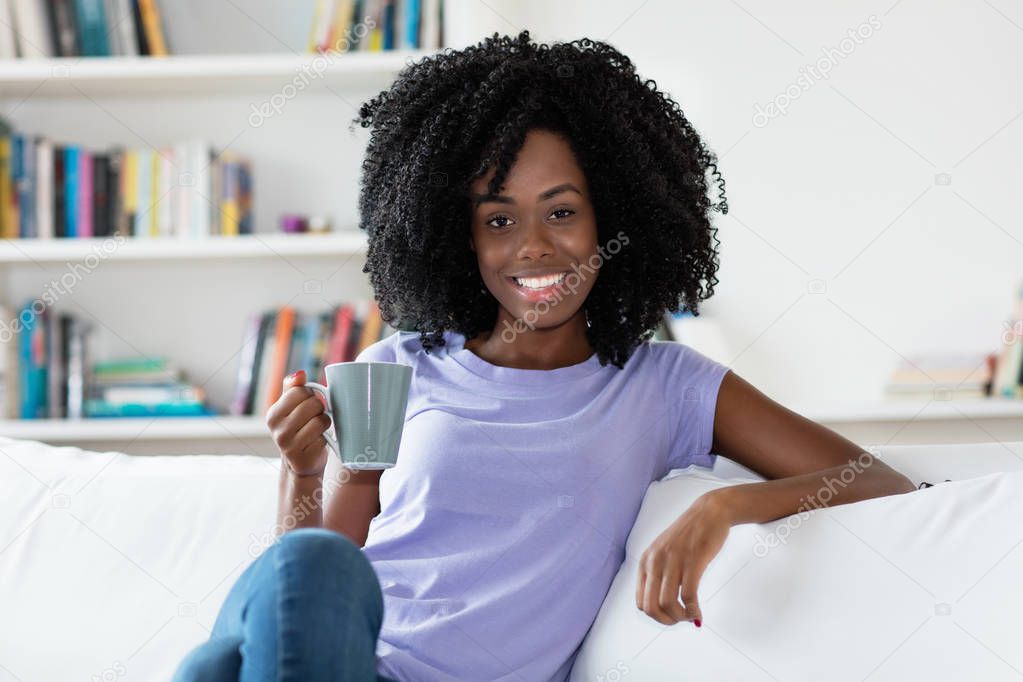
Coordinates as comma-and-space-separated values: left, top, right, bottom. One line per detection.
278, 396, 328, 445
635, 558, 647, 611
680, 566, 705, 625
642, 561, 673, 626
293, 412, 332, 453
266, 383, 313, 426
658, 565, 687, 624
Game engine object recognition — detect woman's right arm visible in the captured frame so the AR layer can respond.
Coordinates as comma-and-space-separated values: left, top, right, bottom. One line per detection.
268, 370, 382, 546
322, 454, 383, 548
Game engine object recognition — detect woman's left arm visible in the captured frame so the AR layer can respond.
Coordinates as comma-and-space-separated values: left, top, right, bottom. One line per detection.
636, 370, 917, 627
706, 370, 917, 522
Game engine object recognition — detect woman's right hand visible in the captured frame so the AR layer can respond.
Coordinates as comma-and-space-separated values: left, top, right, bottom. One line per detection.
266, 369, 332, 477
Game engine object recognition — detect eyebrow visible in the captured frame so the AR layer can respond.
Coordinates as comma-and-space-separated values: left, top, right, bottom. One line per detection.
472, 183, 582, 208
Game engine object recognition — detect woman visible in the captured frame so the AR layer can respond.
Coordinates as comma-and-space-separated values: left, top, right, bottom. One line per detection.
174, 30, 916, 682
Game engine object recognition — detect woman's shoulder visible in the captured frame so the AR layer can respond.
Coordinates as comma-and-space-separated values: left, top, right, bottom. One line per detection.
354, 329, 461, 365
638, 338, 729, 376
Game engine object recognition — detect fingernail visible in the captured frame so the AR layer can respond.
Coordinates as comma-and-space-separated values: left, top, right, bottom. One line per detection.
694, 619, 702, 628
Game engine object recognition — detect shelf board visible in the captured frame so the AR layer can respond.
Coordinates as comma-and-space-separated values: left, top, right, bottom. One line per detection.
0, 416, 269, 442
789, 398, 1023, 423
4, 399, 1023, 444
0, 231, 367, 264
0, 51, 436, 97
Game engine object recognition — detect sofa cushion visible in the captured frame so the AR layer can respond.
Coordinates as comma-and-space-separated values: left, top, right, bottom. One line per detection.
0, 437, 281, 681
569, 461, 1023, 681
2, 435, 1021, 681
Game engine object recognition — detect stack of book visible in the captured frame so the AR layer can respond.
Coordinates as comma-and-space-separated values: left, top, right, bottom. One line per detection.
85, 357, 210, 417
0, 125, 253, 240
0, 303, 91, 419
232, 299, 401, 417
309, 0, 444, 53
0, 0, 168, 58
884, 353, 994, 401
991, 280, 1023, 399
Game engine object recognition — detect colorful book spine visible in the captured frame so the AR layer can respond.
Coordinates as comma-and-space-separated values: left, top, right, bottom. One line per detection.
73, 0, 111, 56
264, 306, 296, 412
0, 137, 12, 239
133, 148, 151, 237
35, 138, 53, 239
64, 146, 79, 238
78, 149, 93, 237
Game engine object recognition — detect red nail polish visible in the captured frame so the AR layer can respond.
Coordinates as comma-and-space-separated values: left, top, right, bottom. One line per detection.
694, 619, 701, 628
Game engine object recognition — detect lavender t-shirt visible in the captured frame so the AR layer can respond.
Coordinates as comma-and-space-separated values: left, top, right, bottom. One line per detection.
356, 329, 730, 681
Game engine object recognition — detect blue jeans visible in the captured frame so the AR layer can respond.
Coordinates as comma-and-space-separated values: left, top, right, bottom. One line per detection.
172, 527, 398, 682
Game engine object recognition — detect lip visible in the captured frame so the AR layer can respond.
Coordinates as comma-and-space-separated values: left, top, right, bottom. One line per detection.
506, 273, 569, 302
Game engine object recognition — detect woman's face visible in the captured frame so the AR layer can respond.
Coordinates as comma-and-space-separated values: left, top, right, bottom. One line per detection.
469, 128, 600, 331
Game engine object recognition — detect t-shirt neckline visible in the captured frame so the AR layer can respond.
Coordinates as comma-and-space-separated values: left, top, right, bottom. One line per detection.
445, 331, 605, 385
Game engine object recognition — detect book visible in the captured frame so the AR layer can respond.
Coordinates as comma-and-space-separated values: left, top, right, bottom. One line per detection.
11, 0, 55, 57
135, 0, 167, 56
18, 302, 48, 419
229, 312, 263, 417
0, 1, 17, 58
73, 0, 111, 56
78, 149, 94, 237
64, 146, 79, 238
36, 137, 53, 239
84, 399, 210, 417
263, 306, 296, 412
47, 0, 79, 56
0, 302, 20, 419
0, 136, 13, 239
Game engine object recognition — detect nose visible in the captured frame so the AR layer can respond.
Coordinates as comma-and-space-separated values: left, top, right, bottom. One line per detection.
515, 217, 556, 261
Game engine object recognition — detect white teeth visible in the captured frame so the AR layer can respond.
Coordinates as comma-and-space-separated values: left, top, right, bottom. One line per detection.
514, 272, 567, 289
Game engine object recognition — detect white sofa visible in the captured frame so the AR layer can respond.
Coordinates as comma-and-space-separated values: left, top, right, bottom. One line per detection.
1, 435, 1021, 682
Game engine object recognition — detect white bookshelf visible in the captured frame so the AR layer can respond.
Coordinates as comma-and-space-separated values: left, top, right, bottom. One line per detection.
0, 231, 367, 263
0, 47, 422, 455
0, 415, 268, 441
0, 51, 438, 96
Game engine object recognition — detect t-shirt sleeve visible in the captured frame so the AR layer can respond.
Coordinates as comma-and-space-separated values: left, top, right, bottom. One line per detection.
660, 342, 731, 474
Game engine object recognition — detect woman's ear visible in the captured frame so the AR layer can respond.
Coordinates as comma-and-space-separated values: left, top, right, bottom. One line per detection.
468, 235, 475, 252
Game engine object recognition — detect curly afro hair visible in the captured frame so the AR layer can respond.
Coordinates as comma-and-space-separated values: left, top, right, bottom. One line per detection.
350, 30, 728, 369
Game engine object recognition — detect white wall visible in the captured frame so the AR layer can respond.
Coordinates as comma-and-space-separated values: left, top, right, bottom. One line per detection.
446, 0, 1022, 407
5, 1, 1019, 413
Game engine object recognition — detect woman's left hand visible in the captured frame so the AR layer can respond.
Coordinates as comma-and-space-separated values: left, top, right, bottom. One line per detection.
635, 491, 732, 627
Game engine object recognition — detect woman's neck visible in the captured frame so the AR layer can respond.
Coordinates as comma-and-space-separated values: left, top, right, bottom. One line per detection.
462, 311, 593, 371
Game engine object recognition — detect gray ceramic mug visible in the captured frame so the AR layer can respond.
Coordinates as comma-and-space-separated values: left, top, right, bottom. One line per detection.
304, 361, 413, 469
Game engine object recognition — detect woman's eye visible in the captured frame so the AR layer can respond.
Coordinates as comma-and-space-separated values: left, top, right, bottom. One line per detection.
487, 215, 513, 229
551, 208, 575, 220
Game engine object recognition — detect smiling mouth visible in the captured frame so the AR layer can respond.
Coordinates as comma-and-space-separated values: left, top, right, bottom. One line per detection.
509, 272, 569, 290
504, 272, 571, 302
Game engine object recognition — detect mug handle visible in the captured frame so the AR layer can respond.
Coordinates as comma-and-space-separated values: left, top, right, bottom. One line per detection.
304, 381, 341, 460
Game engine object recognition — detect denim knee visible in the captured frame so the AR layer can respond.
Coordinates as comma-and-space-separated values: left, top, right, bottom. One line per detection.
275, 528, 383, 610
171, 635, 243, 682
